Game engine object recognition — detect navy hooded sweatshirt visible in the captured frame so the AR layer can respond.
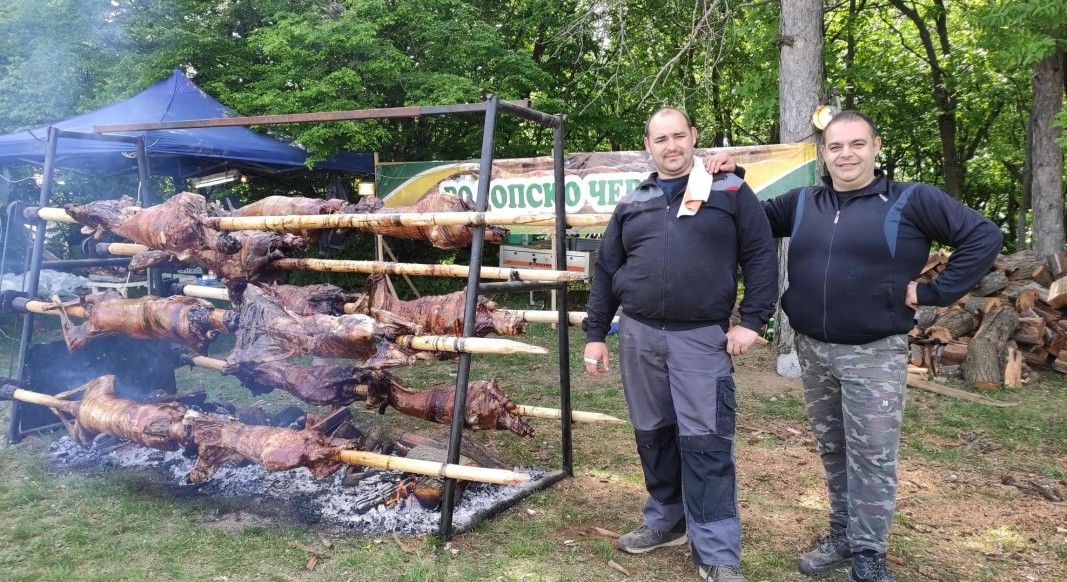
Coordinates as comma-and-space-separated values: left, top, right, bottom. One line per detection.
764, 171, 1002, 344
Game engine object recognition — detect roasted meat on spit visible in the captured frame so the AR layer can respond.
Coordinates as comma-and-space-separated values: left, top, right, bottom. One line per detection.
354, 273, 526, 337
65, 192, 307, 284
230, 195, 382, 240
228, 284, 419, 369
365, 192, 509, 249
223, 361, 533, 436
46, 375, 191, 450
38, 375, 359, 483
56, 290, 235, 354
183, 410, 356, 483
252, 283, 360, 316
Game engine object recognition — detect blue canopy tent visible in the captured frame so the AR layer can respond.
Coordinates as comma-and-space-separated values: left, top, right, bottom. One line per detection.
0, 69, 373, 183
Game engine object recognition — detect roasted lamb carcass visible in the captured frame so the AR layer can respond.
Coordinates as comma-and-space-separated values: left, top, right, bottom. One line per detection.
66, 192, 307, 284
222, 361, 533, 436
364, 192, 509, 249
354, 273, 525, 337
183, 410, 358, 483
230, 195, 382, 240
56, 290, 235, 354
228, 284, 419, 369
43, 375, 191, 449
35, 375, 360, 482
253, 283, 361, 316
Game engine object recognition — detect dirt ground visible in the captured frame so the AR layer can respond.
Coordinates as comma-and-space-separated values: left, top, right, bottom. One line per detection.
657, 348, 1067, 580
524, 344, 1067, 582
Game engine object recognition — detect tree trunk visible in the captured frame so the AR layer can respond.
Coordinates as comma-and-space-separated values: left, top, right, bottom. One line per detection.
775, 0, 824, 377
1030, 47, 1066, 258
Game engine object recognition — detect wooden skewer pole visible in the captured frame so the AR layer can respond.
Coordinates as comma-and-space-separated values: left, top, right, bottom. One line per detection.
187, 356, 621, 423
396, 335, 547, 355
332, 450, 529, 486
511, 405, 625, 425
181, 285, 230, 301
202, 211, 611, 231
23, 300, 86, 318
35, 207, 79, 224
273, 258, 586, 281
104, 242, 149, 256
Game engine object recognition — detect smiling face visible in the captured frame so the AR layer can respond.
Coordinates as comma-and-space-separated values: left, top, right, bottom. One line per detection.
821, 118, 881, 191
644, 109, 698, 179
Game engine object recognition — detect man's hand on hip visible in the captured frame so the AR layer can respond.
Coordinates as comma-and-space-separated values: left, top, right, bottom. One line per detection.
726, 326, 758, 356
584, 342, 610, 378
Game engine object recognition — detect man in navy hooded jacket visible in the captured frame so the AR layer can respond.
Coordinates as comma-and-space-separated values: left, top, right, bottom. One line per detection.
707, 110, 1002, 582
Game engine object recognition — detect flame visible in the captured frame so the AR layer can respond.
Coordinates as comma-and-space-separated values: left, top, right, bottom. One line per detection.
384, 477, 417, 506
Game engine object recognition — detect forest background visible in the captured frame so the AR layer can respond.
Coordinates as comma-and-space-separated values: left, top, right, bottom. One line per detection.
0, 0, 1063, 254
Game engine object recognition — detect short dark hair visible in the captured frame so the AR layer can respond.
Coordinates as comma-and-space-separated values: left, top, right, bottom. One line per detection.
822, 110, 879, 141
644, 107, 694, 137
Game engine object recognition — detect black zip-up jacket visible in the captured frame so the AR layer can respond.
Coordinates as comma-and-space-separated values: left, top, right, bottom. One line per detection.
584, 170, 778, 342
764, 171, 1003, 344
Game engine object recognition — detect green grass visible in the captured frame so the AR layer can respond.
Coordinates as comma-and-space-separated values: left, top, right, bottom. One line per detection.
0, 310, 1066, 581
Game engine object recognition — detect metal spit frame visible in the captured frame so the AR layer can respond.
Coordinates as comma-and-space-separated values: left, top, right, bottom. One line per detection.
3, 128, 159, 443
5, 98, 574, 540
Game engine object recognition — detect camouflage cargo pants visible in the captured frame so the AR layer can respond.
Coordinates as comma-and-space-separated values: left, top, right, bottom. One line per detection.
795, 333, 908, 554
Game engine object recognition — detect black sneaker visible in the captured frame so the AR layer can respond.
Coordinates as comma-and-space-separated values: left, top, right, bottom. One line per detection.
698, 564, 748, 582
846, 553, 895, 582
797, 528, 851, 576
614, 524, 688, 554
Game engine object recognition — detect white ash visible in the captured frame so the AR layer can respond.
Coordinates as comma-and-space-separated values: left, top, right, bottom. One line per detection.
47, 435, 546, 534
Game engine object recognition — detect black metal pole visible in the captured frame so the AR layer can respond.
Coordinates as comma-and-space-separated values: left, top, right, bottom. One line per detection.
134, 136, 163, 296
439, 95, 498, 540
552, 117, 574, 475
7, 127, 58, 443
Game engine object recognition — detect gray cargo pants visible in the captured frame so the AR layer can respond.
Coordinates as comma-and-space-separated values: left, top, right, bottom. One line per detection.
618, 314, 740, 567
795, 332, 908, 554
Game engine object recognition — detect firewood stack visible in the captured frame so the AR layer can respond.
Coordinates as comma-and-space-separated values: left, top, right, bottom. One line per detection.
910, 249, 1067, 389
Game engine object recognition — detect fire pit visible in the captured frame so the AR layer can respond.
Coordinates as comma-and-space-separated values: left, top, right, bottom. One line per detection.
46, 435, 547, 534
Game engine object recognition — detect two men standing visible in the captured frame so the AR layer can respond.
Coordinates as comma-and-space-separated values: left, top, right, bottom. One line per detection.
584, 108, 1002, 582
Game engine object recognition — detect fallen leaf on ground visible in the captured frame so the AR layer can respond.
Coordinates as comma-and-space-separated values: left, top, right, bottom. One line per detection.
306, 554, 318, 572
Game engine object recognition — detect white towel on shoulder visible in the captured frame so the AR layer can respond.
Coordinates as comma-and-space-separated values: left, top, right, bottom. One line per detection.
678, 156, 713, 217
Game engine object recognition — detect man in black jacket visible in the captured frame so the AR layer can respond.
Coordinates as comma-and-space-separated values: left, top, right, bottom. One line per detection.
706, 110, 1002, 582
584, 107, 778, 582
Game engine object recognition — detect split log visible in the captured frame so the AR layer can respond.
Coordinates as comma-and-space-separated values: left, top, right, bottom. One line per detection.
939, 342, 970, 367
909, 344, 925, 367
1004, 347, 1024, 388
1013, 317, 1046, 346
914, 306, 939, 330
1030, 264, 1054, 287
960, 296, 997, 316
996, 250, 1047, 278
1049, 251, 1067, 278
1053, 350, 1067, 374
962, 304, 1020, 389
971, 270, 1009, 297
1047, 276, 1067, 309
1016, 288, 1042, 311
1000, 281, 1049, 302
928, 309, 977, 340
